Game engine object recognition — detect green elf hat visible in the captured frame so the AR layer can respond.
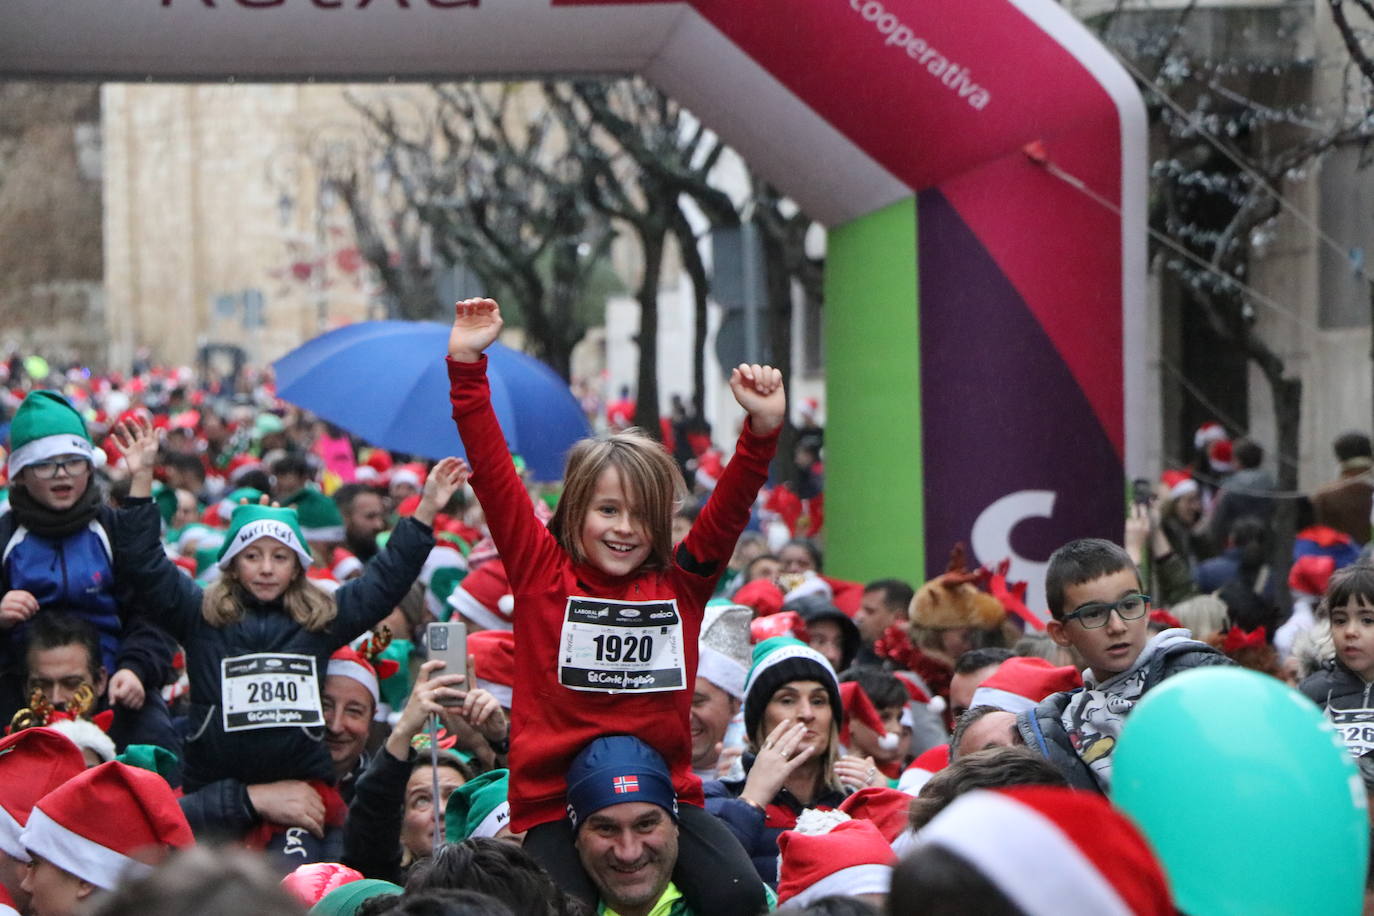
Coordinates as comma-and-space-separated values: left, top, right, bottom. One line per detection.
7, 390, 94, 479
444, 768, 511, 842
217, 504, 313, 571
281, 487, 345, 544
115, 745, 180, 783
742, 636, 841, 745
308, 878, 402, 916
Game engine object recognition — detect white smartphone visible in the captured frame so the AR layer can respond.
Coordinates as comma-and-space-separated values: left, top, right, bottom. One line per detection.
426, 621, 468, 706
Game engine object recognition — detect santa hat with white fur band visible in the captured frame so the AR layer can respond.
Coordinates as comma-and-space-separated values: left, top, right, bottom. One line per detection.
20, 761, 193, 891
327, 646, 383, 705
776, 818, 896, 906
968, 657, 1082, 716
447, 559, 514, 631
1160, 470, 1198, 501
0, 728, 86, 863
911, 787, 1173, 916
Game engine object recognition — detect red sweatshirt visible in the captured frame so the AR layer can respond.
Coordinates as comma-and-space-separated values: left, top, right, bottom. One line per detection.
448, 357, 777, 831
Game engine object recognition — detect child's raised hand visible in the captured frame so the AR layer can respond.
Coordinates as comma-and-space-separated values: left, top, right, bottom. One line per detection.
448, 298, 503, 363
107, 668, 146, 710
729, 363, 785, 435
413, 457, 470, 527
0, 590, 38, 630
110, 416, 160, 479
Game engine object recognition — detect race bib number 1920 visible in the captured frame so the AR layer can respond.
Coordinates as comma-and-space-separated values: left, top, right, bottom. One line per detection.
558, 597, 685, 693
221, 653, 323, 732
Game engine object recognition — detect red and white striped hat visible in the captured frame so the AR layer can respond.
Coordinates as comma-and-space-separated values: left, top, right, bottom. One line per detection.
447, 559, 514, 632
469, 630, 515, 709
912, 787, 1173, 916
20, 761, 193, 890
0, 728, 87, 863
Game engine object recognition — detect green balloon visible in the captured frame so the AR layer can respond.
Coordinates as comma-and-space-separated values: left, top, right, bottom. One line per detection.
1113, 667, 1368, 916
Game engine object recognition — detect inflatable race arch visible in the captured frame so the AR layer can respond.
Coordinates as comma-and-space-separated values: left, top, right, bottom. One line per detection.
0, 0, 1146, 613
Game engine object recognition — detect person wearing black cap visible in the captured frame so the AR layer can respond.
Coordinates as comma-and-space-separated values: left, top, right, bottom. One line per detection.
567, 735, 763, 916
784, 593, 860, 674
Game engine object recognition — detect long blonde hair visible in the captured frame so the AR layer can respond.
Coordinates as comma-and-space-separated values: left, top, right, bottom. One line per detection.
547, 428, 686, 572
201, 566, 337, 632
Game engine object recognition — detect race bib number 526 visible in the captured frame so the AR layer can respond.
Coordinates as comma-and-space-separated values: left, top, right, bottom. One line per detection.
558, 597, 685, 693
221, 653, 323, 732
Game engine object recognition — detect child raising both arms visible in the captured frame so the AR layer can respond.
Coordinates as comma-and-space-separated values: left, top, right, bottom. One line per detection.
111, 416, 469, 795
448, 297, 777, 913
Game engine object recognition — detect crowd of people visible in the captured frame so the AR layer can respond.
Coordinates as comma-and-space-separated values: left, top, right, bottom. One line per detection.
0, 303, 1369, 915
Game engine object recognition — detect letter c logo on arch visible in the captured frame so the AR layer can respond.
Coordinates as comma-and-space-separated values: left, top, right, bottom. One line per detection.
970, 490, 1056, 622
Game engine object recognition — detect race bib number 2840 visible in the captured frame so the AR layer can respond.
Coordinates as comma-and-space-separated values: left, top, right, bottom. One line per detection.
558, 597, 685, 693
221, 653, 323, 732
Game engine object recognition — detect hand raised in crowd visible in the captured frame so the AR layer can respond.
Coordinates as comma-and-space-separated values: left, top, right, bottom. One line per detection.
448, 298, 504, 363
413, 457, 471, 527
0, 589, 38, 630
739, 719, 817, 811
834, 753, 881, 792
107, 667, 145, 710
247, 780, 326, 839
1123, 500, 1171, 566
386, 658, 468, 762
729, 363, 786, 436
110, 415, 160, 498
715, 744, 743, 779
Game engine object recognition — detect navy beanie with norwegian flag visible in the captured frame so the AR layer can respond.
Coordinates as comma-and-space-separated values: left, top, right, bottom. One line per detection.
565, 735, 678, 831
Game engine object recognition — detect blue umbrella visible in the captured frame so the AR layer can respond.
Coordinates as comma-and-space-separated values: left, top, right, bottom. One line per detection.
272, 321, 591, 482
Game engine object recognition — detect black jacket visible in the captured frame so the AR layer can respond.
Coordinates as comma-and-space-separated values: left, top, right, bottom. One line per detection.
341, 746, 413, 883
1301, 661, 1374, 755
1017, 633, 1232, 791
115, 497, 433, 791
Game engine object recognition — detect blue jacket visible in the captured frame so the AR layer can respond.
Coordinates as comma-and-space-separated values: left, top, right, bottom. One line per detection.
0, 506, 175, 716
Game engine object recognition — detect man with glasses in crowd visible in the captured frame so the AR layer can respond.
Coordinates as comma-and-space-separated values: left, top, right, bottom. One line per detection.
0, 392, 178, 763
1015, 537, 1232, 792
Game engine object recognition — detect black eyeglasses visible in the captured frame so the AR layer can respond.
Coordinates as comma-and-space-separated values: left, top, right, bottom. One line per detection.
1063, 594, 1150, 629
28, 457, 92, 480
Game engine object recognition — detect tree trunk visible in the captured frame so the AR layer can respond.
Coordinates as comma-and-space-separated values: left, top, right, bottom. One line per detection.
1267, 370, 1303, 618
757, 215, 797, 484
669, 209, 710, 419
633, 224, 665, 440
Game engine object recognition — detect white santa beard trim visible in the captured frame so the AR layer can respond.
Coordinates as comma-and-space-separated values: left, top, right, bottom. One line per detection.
968, 686, 1037, 715
914, 791, 1133, 916
8, 435, 94, 478
449, 589, 512, 632
470, 801, 511, 840
788, 863, 891, 907
0, 805, 27, 862
696, 648, 746, 699
21, 807, 153, 891
475, 678, 512, 710
326, 660, 380, 704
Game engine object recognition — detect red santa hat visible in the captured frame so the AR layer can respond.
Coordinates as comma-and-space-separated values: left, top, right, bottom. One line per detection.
469, 630, 515, 709
447, 559, 514, 632
1159, 470, 1198, 500
1194, 421, 1227, 451
1289, 554, 1336, 597
389, 463, 426, 493
0, 728, 87, 863
280, 861, 364, 908
734, 578, 785, 618
364, 448, 394, 474
897, 743, 949, 795
838, 787, 915, 844
226, 453, 265, 485
969, 657, 1083, 715
913, 787, 1173, 916
20, 761, 193, 890
838, 681, 899, 753
330, 547, 363, 581
1208, 439, 1236, 473
749, 610, 808, 644
327, 646, 389, 706
776, 818, 896, 906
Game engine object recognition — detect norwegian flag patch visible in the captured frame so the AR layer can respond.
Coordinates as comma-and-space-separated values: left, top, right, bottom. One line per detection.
612, 775, 639, 794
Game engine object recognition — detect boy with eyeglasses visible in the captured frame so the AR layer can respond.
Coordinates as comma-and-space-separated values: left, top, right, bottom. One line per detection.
0, 392, 178, 763
1016, 537, 1231, 792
